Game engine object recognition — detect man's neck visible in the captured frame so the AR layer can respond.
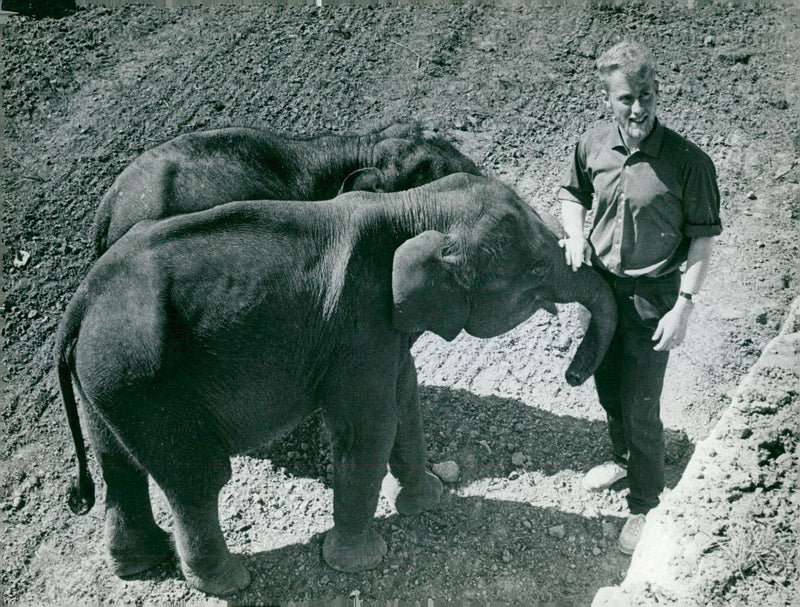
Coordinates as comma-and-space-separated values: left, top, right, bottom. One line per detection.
620, 131, 643, 153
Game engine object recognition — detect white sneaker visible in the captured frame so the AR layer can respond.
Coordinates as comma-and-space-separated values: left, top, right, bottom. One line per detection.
618, 513, 647, 555
581, 461, 627, 491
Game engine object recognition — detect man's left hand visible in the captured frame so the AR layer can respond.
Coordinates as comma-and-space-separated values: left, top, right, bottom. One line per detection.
652, 299, 694, 351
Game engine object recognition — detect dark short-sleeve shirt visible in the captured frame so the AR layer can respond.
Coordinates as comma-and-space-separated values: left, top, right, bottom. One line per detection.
559, 119, 722, 278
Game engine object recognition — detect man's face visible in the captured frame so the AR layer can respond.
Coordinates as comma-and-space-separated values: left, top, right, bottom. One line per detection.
603, 69, 658, 149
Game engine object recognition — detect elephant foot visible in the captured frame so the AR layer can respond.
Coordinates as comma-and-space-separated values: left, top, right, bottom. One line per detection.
180, 554, 251, 597
394, 470, 443, 516
323, 527, 387, 573
108, 522, 175, 578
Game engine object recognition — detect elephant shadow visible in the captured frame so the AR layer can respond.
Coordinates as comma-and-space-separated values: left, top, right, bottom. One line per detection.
233, 388, 695, 602
250, 384, 695, 495
229, 498, 634, 605
136, 386, 694, 602
120, 496, 636, 605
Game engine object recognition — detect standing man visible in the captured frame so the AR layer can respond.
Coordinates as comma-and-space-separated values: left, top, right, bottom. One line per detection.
558, 41, 722, 554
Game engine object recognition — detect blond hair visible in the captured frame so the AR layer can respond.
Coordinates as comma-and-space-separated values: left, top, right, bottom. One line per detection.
596, 41, 657, 91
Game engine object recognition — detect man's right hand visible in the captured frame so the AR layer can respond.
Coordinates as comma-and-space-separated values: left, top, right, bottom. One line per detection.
559, 235, 592, 272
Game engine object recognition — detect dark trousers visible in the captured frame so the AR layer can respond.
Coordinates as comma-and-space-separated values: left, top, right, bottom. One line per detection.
594, 268, 680, 515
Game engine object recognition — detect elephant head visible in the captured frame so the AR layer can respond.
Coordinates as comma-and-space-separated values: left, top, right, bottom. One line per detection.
341, 135, 482, 194
391, 175, 616, 386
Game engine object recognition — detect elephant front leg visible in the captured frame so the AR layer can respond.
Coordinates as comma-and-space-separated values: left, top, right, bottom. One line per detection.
387, 353, 443, 516
321, 411, 393, 573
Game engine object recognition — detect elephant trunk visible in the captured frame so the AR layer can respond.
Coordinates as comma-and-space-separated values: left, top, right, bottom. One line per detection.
551, 263, 617, 386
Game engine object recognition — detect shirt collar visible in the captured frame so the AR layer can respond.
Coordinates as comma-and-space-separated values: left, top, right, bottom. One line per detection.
608, 118, 664, 158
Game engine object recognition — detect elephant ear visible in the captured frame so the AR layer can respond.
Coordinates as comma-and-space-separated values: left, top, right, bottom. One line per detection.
392, 230, 469, 341
338, 167, 384, 195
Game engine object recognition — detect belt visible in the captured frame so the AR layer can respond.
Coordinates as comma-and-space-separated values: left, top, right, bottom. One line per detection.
596, 266, 680, 290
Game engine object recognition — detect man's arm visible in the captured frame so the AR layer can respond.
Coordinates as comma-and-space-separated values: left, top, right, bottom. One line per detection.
652, 236, 715, 351
560, 198, 592, 272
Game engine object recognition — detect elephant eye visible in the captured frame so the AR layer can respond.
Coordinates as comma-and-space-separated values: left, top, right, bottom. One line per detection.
525, 262, 546, 279
441, 236, 463, 258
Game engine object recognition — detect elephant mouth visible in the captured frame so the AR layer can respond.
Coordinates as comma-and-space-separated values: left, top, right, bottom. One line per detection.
465, 291, 557, 339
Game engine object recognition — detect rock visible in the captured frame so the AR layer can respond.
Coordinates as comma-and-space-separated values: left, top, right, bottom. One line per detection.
554, 335, 572, 351
13, 250, 30, 268
746, 191, 757, 200
548, 524, 566, 539
432, 460, 460, 483
602, 521, 617, 538
502, 549, 512, 562
511, 452, 526, 466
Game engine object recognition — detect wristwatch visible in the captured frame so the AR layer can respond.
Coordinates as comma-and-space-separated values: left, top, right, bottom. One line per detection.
679, 291, 695, 302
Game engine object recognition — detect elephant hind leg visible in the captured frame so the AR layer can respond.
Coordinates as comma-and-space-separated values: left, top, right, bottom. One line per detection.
92, 385, 250, 597
81, 402, 173, 577
152, 458, 250, 596
130, 415, 249, 597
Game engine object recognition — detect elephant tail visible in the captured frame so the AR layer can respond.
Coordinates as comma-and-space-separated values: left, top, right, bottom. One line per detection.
55, 287, 95, 515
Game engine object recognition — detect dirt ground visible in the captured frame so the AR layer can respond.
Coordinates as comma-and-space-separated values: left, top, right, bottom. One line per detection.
1, 1, 799, 605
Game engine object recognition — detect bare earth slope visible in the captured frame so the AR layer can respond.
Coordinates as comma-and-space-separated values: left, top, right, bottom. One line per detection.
2, 2, 799, 605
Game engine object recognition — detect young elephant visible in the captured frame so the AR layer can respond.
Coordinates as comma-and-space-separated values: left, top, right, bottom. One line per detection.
58, 174, 617, 596
92, 122, 481, 256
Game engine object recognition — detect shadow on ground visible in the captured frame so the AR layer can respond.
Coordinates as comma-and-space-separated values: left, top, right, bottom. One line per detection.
117, 495, 639, 605
253, 385, 695, 493
3, 0, 77, 19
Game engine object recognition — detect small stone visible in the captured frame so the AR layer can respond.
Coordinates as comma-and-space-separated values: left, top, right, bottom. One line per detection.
703, 35, 715, 46
522, 520, 532, 530
432, 460, 459, 483
592, 547, 602, 556
13, 250, 30, 268
502, 549, 512, 563
555, 335, 572, 351
746, 191, 757, 200
12, 495, 24, 510
511, 452, 526, 467
27, 310, 38, 319
320, 575, 330, 585
548, 524, 566, 539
